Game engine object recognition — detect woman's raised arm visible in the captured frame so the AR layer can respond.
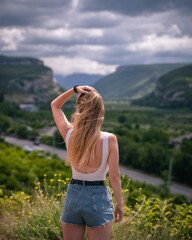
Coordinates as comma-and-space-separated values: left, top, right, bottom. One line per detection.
51, 88, 74, 140
51, 86, 97, 140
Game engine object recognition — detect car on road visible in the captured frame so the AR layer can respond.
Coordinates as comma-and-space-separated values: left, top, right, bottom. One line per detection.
23, 145, 44, 152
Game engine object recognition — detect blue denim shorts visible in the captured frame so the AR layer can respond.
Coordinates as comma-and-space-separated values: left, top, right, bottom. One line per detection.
61, 183, 114, 227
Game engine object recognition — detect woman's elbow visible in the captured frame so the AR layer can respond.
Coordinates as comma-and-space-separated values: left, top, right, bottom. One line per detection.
51, 101, 58, 109
51, 100, 55, 106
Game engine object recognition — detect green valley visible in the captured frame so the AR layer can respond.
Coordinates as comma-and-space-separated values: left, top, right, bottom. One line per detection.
93, 63, 185, 100
0, 55, 192, 239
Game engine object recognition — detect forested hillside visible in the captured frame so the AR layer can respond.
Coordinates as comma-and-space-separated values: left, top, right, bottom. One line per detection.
133, 64, 192, 109
93, 63, 185, 100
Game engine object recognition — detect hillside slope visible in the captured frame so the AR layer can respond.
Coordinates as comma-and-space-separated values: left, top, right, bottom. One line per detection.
0, 55, 62, 105
132, 65, 192, 109
93, 64, 185, 100
56, 73, 102, 89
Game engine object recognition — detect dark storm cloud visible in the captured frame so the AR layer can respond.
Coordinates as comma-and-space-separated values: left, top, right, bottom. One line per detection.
172, 14, 192, 36
80, 0, 192, 15
23, 27, 128, 48
73, 13, 120, 29
0, 0, 192, 75
0, 0, 71, 28
103, 46, 192, 66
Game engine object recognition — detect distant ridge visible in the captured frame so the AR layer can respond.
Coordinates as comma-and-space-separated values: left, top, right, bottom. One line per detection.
132, 64, 192, 109
55, 73, 103, 89
0, 55, 43, 65
93, 63, 186, 100
0, 55, 63, 105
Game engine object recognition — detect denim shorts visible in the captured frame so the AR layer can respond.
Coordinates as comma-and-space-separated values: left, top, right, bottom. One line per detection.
61, 183, 114, 227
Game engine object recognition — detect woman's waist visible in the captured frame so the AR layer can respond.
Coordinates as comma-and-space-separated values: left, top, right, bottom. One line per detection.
70, 178, 105, 186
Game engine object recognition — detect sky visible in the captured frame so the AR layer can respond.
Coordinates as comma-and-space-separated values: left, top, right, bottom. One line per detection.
0, 0, 192, 76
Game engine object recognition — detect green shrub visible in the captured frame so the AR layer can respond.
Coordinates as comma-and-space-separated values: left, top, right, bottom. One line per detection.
0, 176, 191, 240
0, 143, 70, 195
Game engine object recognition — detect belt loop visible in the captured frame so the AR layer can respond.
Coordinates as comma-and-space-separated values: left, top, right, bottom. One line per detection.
83, 180, 85, 187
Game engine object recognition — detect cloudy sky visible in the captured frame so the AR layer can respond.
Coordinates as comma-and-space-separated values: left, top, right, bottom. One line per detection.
1, 0, 192, 76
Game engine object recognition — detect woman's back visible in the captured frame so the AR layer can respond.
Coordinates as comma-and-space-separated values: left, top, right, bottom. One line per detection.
66, 129, 109, 180
51, 85, 123, 239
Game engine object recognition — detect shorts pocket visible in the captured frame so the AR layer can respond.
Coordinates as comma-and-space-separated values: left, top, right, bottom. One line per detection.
64, 188, 80, 211
91, 187, 113, 213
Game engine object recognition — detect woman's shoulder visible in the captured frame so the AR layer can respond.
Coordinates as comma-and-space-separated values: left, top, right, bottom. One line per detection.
103, 131, 117, 142
103, 132, 118, 153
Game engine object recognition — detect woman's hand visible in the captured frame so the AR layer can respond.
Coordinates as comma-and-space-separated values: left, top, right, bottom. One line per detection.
76, 85, 97, 94
114, 205, 124, 223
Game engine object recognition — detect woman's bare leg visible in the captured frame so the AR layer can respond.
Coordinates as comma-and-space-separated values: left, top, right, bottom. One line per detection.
87, 222, 112, 240
61, 221, 86, 240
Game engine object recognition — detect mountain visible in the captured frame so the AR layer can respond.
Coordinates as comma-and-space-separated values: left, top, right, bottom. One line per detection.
55, 73, 103, 89
93, 63, 186, 100
132, 65, 192, 109
0, 55, 63, 105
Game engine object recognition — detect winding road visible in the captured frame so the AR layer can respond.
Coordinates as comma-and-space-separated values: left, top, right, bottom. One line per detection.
4, 136, 192, 200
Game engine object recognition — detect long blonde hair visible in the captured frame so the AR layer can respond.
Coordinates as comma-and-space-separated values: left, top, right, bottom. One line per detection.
67, 91, 105, 167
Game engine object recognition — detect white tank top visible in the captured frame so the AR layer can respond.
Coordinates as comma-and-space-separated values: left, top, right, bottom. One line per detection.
65, 129, 109, 181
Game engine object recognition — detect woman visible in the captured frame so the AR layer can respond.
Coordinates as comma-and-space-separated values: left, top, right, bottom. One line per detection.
51, 85, 123, 240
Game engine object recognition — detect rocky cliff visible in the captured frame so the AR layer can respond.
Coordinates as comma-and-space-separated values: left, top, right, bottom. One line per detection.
0, 55, 63, 105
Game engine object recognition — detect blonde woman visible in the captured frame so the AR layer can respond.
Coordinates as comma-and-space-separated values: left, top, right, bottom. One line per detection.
51, 85, 123, 240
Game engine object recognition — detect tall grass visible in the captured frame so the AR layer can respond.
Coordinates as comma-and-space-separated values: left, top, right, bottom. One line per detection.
0, 175, 191, 240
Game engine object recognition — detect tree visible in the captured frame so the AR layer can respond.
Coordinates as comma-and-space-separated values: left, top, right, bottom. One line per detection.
118, 114, 127, 124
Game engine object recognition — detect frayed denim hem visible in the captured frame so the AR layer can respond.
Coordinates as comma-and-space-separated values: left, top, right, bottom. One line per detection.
61, 218, 86, 226
87, 219, 114, 229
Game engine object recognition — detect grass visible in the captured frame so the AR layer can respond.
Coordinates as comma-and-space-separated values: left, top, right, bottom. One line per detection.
0, 175, 192, 240
0, 175, 68, 240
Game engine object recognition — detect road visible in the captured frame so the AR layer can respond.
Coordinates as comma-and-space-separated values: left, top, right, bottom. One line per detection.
4, 136, 192, 200
5, 136, 67, 159
119, 166, 192, 200
39, 126, 57, 137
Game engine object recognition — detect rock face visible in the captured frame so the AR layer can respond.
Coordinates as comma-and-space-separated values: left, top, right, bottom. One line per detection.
0, 55, 63, 105
132, 64, 192, 109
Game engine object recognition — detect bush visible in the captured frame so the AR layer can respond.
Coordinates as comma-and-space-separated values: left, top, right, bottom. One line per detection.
0, 175, 191, 240
0, 143, 70, 195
